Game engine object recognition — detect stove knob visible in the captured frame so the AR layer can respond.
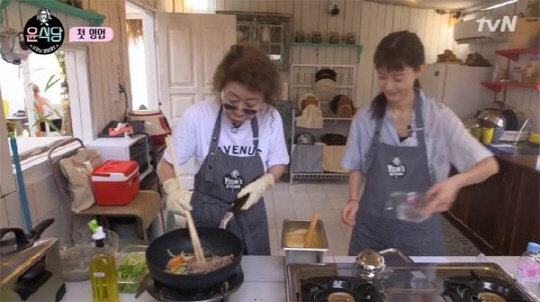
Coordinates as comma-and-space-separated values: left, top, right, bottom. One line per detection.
355, 249, 386, 276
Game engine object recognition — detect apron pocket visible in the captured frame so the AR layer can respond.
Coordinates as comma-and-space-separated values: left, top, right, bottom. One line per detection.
191, 191, 229, 227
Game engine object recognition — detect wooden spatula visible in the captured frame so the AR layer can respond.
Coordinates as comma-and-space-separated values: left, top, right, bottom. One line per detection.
166, 136, 206, 264
304, 211, 319, 248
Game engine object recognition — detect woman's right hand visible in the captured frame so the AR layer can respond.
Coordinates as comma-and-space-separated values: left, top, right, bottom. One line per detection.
341, 201, 359, 226
163, 178, 193, 217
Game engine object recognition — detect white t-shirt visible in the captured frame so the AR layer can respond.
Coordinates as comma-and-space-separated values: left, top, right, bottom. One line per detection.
163, 99, 290, 173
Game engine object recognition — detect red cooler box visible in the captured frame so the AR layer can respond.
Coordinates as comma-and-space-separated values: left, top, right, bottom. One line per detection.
91, 160, 140, 206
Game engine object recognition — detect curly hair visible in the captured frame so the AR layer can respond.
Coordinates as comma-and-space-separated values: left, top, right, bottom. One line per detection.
213, 44, 281, 106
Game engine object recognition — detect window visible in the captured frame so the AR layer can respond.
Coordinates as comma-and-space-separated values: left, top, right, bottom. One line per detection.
1, 47, 93, 155
1, 52, 68, 137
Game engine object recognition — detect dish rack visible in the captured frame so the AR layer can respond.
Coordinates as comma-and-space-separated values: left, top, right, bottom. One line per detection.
289, 110, 352, 184
288, 64, 356, 185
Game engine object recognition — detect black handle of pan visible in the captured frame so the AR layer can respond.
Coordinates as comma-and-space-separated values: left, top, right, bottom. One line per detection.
230, 194, 249, 214
29, 218, 55, 240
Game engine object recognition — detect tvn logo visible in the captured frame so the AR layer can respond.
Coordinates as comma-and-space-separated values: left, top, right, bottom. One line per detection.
476, 16, 518, 32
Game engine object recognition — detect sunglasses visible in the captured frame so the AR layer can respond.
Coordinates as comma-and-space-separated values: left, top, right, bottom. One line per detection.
223, 103, 259, 115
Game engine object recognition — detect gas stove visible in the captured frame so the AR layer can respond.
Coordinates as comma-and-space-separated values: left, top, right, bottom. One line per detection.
145, 267, 244, 302
286, 253, 539, 302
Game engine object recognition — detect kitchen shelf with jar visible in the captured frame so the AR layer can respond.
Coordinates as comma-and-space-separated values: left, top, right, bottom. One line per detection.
484, 47, 540, 93
495, 47, 540, 61
481, 81, 540, 92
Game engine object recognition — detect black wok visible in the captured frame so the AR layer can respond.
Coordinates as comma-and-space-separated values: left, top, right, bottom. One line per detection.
145, 227, 243, 293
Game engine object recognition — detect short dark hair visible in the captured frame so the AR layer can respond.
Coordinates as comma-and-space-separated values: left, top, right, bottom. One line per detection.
370, 31, 424, 119
213, 44, 281, 106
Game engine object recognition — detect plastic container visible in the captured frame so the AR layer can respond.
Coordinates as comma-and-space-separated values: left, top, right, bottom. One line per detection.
517, 242, 540, 282
91, 160, 140, 206
59, 228, 119, 281
116, 245, 148, 293
385, 192, 433, 223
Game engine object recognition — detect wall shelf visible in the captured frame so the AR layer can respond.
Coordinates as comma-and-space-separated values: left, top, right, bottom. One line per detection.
0, 0, 106, 26
481, 81, 540, 92
495, 48, 540, 61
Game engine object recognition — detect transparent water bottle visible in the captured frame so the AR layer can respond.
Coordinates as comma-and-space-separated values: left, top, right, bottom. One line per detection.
517, 242, 540, 282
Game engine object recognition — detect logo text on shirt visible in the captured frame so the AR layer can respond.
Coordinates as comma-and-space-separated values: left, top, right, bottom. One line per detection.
218, 145, 262, 156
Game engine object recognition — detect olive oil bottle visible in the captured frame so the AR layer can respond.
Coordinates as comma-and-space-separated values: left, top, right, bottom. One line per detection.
89, 226, 119, 302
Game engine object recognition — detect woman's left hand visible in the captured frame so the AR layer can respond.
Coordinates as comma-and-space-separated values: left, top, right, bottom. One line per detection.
238, 173, 275, 210
424, 177, 462, 214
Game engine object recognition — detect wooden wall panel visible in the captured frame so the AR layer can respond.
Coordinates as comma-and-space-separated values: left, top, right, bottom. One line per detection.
79, 0, 132, 136
155, 0, 462, 109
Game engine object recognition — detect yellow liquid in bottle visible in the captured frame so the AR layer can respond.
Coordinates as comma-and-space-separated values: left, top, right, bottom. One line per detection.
90, 247, 119, 302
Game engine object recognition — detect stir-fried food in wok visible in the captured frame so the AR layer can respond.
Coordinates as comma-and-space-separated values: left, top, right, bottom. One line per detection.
166, 249, 234, 274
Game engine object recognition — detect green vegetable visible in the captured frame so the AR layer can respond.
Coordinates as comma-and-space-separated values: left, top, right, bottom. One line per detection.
117, 252, 147, 293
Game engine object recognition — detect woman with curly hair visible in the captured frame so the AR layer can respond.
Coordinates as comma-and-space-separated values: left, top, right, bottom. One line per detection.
158, 44, 289, 255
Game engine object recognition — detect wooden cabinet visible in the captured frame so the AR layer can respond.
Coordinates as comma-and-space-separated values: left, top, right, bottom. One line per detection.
445, 156, 540, 256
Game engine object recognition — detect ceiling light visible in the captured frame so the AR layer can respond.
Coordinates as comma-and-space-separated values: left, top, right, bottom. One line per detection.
481, 0, 518, 11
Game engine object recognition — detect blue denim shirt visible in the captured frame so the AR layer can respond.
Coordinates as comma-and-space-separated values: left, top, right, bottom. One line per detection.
341, 90, 493, 183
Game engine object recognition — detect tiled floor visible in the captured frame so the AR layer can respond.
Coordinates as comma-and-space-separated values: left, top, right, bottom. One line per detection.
266, 180, 480, 257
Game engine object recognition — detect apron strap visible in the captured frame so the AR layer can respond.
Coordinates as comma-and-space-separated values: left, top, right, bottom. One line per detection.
364, 91, 425, 172
364, 117, 383, 172
412, 91, 426, 148
204, 107, 224, 182
204, 107, 261, 182
251, 116, 259, 150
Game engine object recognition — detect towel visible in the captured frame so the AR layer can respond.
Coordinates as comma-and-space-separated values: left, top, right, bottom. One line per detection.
296, 104, 324, 129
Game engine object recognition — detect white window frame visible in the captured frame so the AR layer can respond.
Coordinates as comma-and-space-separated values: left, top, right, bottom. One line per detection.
127, 0, 159, 110
62, 46, 95, 143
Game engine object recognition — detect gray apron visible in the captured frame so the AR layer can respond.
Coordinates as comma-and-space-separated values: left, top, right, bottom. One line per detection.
189, 107, 270, 255
349, 93, 447, 256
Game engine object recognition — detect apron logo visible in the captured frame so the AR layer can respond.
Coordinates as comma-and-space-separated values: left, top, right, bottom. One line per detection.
223, 169, 244, 190
387, 157, 406, 179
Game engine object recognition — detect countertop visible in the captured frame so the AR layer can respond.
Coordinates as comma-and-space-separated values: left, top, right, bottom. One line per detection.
63, 255, 540, 302
498, 154, 540, 174
485, 144, 540, 173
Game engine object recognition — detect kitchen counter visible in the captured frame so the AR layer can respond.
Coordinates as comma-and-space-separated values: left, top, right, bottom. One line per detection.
485, 144, 540, 173
63, 255, 540, 301
498, 154, 540, 174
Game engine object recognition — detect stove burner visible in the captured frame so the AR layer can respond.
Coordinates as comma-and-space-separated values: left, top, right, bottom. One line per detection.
327, 292, 355, 302
146, 268, 244, 302
444, 270, 533, 302
300, 277, 383, 302
476, 292, 507, 302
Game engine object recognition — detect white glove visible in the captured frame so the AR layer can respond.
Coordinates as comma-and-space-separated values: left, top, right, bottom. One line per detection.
237, 173, 275, 210
163, 178, 193, 217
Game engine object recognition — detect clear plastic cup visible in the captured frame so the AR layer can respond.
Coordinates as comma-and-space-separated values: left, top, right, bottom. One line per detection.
385, 192, 433, 223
